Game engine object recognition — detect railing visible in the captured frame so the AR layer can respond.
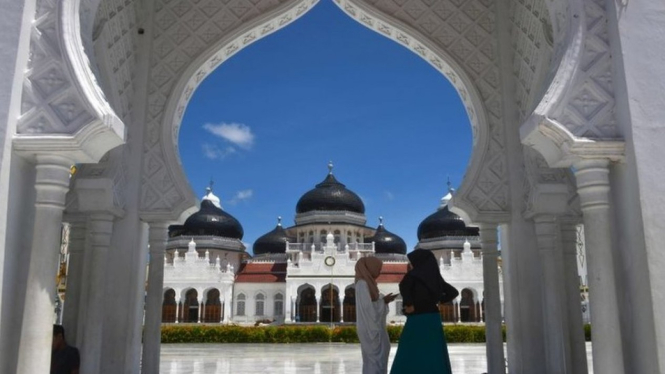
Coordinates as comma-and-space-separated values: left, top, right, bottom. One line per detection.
287, 242, 374, 252
166, 236, 244, 251
249, 253, 288, 262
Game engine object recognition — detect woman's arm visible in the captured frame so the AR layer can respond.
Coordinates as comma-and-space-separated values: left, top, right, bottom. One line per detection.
399, 274, 415, 313
440, 281, 459, 303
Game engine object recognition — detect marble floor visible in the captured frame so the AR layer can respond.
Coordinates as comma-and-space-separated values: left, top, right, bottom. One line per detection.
160, 343, 594, 373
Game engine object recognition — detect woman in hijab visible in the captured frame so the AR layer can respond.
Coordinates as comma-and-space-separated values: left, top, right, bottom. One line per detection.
390, 249, 459, 374
355, 256, 397, 374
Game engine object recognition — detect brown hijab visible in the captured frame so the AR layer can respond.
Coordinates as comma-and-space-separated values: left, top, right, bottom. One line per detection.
355, 256, 383, 301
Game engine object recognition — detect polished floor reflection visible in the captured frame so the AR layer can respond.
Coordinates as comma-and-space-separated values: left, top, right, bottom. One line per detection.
160, 343, 594, 373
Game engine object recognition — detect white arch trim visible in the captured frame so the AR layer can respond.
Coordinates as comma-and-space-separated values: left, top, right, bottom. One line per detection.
156, 0, 491, 222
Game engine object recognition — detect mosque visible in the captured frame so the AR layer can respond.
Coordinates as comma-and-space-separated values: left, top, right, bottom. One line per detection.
2, 0, 664, 373
161, 163, 502, 325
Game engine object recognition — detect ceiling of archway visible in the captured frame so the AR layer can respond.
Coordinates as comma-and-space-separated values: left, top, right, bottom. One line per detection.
132, 0, 520, 220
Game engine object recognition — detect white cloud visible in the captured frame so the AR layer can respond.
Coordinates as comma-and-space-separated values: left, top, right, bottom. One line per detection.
203, 122, 255, 150
384, 191, 395, 201
227, 189, 253, 205
202, 143, 236, 160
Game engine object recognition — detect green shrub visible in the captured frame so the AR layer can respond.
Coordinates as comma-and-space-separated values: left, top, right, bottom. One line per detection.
161, 323, 595, 344
161, 324, 520, 344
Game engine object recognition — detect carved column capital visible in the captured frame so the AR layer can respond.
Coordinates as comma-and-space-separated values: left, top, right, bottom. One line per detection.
573, 159, 611, 212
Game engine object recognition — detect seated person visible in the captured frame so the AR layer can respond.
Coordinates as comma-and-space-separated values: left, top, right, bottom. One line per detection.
52, 325, 80, 374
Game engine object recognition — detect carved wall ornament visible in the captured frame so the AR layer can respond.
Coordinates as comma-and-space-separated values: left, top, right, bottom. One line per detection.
14, 0, 124, 163
521, 0, 624, 168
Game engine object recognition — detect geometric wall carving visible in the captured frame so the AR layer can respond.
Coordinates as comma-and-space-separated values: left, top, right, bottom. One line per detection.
554, 0, 619, 139
14, 0, 124, 163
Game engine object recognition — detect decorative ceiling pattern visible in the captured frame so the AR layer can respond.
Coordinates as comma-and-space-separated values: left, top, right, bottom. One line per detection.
92, 0, 140, 124
508, 0, 553, 122
353, 0, 509, 213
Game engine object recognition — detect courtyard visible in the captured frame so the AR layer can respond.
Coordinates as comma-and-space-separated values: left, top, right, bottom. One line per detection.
160, 343, 595, 373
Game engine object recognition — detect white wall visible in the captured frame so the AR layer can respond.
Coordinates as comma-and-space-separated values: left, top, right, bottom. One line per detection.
607, 1, 665, 372
0, 1, 36, 371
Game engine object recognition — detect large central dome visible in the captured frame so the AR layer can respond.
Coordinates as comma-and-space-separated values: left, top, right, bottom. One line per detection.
296, 163, 365, 214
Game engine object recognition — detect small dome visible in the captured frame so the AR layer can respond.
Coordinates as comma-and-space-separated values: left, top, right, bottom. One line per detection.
296, 162, 365, 214
183, 199, 244, 239
365, 218, 407, 254
417, 205, 478, 240
253, 217, 295, 255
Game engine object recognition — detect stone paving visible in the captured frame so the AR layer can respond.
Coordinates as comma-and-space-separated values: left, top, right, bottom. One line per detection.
160, 343, 594, 373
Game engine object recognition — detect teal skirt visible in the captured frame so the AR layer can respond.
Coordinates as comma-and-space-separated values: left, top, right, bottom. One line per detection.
390, 313, 453, 374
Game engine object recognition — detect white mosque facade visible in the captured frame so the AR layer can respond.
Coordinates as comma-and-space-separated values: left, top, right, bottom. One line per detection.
162, 166, 503, 325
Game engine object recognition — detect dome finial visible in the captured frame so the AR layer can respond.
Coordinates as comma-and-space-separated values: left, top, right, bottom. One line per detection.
277, 216, 282, 226
207, 177, 214, 193
328, 161, 334, 174
439, 177, 455, 210
379, 216, 384, 226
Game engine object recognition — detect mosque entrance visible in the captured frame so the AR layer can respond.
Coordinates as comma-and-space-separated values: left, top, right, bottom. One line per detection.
162, 289, 177, 323
298, 287, 317, 322
343, 287, 356, 322
204, 289, 222, 323
459, 288, 476, 323
183, 289, 200, 323
320, 285, 340, 323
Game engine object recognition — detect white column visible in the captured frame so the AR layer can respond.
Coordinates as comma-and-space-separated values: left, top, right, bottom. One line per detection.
16, 156, 72, 374
223, 287, 232, 323
479, 223, 506, 374
574, 159, 624, 373
61, 219, 87, 347
80, 213, 115, 374
534, 216, 572, 374
339, 296, 344, 323
141, 222, 169, 374
561, 222, 590, 374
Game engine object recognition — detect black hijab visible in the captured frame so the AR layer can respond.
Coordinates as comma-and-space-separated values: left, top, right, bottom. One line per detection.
406, 249, 445, 299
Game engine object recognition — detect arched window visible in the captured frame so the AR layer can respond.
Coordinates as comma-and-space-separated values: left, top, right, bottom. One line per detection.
255, 293, 265, 316
274, 293, 284, 316
334, 230, 341, 244
236, 293, 246, 316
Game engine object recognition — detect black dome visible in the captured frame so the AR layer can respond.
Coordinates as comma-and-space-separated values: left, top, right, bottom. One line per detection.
417, 206, 478, 240
182, 200, 244, 239
253, 221, 295, 255
296, 173, 365, 214
365, 223, 407, 254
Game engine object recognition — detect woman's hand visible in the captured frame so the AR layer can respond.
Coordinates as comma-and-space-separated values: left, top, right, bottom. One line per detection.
403, 305, 415, 314
383, 293, 398, 304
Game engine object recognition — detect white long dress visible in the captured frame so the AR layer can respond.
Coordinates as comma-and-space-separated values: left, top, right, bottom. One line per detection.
356, 280, 391, 374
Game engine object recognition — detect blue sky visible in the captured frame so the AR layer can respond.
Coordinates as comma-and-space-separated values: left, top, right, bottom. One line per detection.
178, 0, 472, 253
